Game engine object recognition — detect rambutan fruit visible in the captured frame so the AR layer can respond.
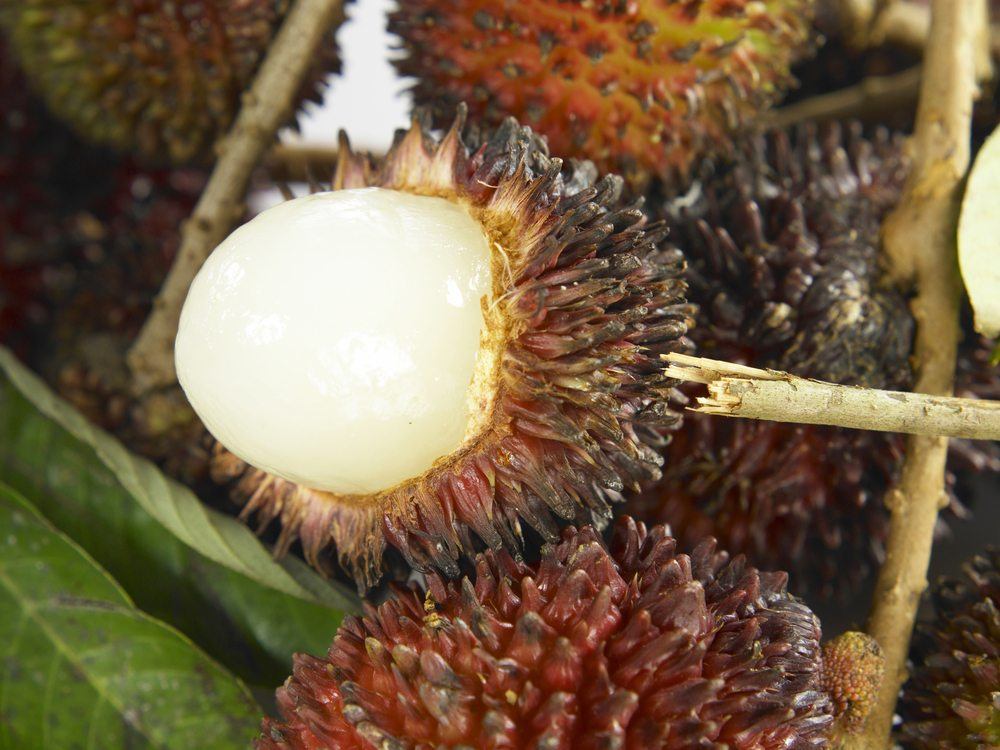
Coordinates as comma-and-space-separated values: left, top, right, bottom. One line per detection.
174, 111, 693, 589
257, 518, 833, 749
0, 1, 344, 164
389, 0, 816, 189
899, 548, 1000, 750
627, 123, 999, 599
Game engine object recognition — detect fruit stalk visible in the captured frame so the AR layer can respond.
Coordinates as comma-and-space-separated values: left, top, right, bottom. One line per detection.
766, 66, 922, 127
127, 0, 346, 394
662, 353, 1000, 441
871, 0, 996, 75
845, 2, 981, 748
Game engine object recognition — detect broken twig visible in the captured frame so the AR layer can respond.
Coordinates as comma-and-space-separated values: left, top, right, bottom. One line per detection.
662, 353, 1000, 441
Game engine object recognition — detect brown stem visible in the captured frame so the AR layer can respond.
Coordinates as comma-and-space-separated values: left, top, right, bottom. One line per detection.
871, 0, 996, 79
766, 66, 922, 128
265, 143, 345, 182
127, 0, 346, 394
661, 353, 1000, 441
844, 2, 980, 748
833, 0, 878, 46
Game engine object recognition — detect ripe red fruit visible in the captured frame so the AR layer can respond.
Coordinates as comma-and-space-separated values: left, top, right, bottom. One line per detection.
258, 518, 833, 749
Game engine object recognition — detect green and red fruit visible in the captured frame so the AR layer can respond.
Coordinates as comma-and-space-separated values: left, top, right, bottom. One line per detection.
390, 0, 816, 188
0, 1, 345, 163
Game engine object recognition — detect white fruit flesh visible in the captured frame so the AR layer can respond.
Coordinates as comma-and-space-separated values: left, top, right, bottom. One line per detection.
175, 188, 492, 494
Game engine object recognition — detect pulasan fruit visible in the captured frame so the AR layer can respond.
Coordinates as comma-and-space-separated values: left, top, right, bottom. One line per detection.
0, 1, 345, 163
389, 0, 816, 188
257, 517, 834, 748
176, 110, 694, 589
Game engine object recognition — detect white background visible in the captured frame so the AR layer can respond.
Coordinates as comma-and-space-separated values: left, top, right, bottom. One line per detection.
283, 0, 409, 152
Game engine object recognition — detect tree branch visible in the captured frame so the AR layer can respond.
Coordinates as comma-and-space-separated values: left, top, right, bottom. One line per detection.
870, 0, 996, 79
844, 2, 981, 747
662, 353, 1000, 440
265, 143, 344, 182
127, 0, 346, 394
767, 66, 922, 128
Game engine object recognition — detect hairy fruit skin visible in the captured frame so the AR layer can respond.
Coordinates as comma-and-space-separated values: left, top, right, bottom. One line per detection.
390, 0, 816, 188
899, 549, 1000, 750
629, 124, 999, 599
258, 518, 833, 749
0, 1, 343, 163
211, 112, 693, 589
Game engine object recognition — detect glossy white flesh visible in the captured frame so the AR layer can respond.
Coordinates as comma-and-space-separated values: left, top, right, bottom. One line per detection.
176, 188, 491, 494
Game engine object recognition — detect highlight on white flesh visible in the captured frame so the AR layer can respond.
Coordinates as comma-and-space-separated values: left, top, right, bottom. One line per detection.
175, 187, 493, 494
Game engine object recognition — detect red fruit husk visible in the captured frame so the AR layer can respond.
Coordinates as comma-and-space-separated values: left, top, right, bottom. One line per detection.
258, 518, 833, 749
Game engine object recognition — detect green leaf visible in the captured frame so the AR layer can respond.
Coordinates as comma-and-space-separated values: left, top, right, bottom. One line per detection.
0, 347, 355, 685
0, 483, 261, 750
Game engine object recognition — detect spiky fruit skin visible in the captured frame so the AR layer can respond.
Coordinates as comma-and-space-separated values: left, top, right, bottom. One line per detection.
660, 123, 912, 386
821, 632, 884, 734
899, 549, 1000, 750
258, 518, 833, 749
629, 124, 910, 598
0, 1, 342, 163
629, 123, 998, 599
389, 0, 815, 188
212, 113, 693, 589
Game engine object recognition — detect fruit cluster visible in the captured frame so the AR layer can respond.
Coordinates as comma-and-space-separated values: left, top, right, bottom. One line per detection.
3, 2, 997, 748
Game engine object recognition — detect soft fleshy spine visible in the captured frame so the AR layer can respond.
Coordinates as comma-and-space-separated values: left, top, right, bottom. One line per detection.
257, 518, 834, 749
0, 1, 342, 163
390, 0, 816, 188
629, 123, 998, 599
208, 110, 694, 589
899, 548, 1000, 749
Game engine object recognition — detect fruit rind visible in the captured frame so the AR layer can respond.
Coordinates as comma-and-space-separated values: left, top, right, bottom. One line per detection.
212, 111, 693, 589
899, 548, 1000, 750
390, 0, 817, 187
0, 1, 342, 163
257, 518, 834, 748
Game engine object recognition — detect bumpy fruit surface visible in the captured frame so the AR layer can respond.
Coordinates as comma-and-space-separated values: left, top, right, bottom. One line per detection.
206, 112, 693, 589
629, 123, 998, 598
390, 0, 815, 187
899, 548, 1000, 750
0, 1, 343, 163
821, 631, 884, 734
258, 518, 833, 749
